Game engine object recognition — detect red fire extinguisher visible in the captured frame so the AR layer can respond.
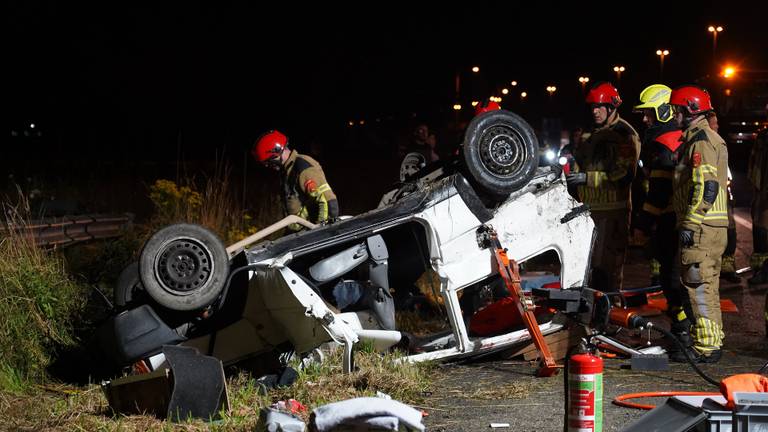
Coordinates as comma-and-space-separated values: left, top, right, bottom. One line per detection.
567, 353, 603, 432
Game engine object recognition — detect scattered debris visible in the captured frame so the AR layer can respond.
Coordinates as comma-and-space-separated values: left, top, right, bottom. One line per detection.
309, 397, 425, 431
102, 345, 228, 421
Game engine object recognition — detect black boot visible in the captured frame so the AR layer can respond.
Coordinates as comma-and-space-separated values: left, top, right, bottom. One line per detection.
669, 346, 722, 363
748, 260, 768, 286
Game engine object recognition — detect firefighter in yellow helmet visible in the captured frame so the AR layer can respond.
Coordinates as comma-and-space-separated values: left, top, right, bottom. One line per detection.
567, 82, 641, 292
633, 84, 692, 345
670, 85, 728, 363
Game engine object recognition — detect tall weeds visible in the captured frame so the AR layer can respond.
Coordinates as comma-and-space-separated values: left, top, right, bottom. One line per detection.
0, 194, 86, 388
148, 160, 281, 244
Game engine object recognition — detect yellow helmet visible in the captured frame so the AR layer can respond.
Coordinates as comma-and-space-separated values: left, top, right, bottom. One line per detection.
634, 84, 673, 123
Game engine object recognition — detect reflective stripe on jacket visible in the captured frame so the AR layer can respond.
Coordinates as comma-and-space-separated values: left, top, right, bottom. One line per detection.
673, 117, 729, 229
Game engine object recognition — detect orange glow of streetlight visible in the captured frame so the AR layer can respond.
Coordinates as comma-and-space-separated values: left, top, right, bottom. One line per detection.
722, 66, 736, 78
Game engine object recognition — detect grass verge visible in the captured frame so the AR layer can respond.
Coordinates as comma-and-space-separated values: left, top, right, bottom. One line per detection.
0, 348, 434, 430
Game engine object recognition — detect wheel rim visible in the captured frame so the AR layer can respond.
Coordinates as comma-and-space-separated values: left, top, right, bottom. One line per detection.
154, 238, 214, 295
478, 124, 530, 178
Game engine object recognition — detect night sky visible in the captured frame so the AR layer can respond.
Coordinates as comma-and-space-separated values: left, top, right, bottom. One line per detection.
7, 1, 768, 164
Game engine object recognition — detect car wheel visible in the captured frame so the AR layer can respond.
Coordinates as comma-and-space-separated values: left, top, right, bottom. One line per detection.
463, 110, 539, 197
139, 223, 229, 311
114, 261, 145, 308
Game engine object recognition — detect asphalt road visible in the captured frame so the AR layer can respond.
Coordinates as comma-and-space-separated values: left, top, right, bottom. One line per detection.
422, 207, 768, 432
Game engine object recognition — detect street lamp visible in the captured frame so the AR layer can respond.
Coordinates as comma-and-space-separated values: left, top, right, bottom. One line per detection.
656, 49, 669, 78
546, 86, 557, 99
708, 25, 724, 59
578, 76, 590, 93
520, 91, 527, 101
510, 80, 518, 87
502, 88, 509, 95
612, 66, 625, 84
471, 66, 480, 73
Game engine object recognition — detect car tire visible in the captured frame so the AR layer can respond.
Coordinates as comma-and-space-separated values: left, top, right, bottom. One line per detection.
463, 109, 539, 197
139, 223, 229, 311
114, 261, 145, 308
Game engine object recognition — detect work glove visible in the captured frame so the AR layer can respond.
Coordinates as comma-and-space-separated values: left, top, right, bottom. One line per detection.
679, 229, 695, 247
565, 172, 587, 186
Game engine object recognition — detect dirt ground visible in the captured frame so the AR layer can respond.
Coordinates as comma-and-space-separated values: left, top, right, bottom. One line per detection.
421, 208, 768, 432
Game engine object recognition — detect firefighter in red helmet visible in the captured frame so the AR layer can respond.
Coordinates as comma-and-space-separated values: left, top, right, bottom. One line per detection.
567, 82, 641, 293
474, 100, 501, 116
253, 130, 338, 230
669, 85, 728, 363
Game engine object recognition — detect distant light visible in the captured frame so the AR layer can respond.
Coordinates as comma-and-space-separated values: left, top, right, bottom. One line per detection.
471, 66, 480, 73
756, 122, 760, 126
30, 123, 35, 129
613, 65, 625, 72
723, 66, 735, 78
742, 122, 747, 126
558, 156, 568, 166
520, 91, 527, 98
471, 101, 479, 107
453, 104, 462, 110
545, 150, 556, 161
725, 88, 732, 96
511, 81, 518, 86
708, 25, 723, 32
638, 159, 644, 168
359, 120, 365, 125
502, 88, 509, 95
348, 121, 354, 126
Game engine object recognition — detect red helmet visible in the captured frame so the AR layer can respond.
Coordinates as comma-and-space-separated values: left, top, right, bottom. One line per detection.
669, 85, 713, 115
586, 82, 622, 108
253, 130, 287, 166
475, 100, 501, 116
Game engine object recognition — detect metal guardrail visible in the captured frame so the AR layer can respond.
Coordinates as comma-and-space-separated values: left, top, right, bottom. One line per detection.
0, 213, 134, 247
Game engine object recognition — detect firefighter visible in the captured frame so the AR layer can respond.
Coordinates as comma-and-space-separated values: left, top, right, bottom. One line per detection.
567, 82, 641, 292
746, 104, 768, 337
632, 84, 691, 342
253, 130, 338, 231
748, 104, 768, 287
670, 85, 729, 362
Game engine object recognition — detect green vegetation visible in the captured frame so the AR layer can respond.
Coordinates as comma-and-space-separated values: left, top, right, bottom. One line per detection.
0, 200, 87, 389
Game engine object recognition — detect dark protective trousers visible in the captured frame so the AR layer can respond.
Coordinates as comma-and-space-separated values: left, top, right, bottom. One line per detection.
591, 209, 629, 292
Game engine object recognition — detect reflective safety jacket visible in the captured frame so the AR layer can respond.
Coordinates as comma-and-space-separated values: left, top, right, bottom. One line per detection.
748, 128, 768, 191
641, 123, 683, 215
574, 113, 641, 211
673, 117, 729, 230
281, 150, 338, 229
